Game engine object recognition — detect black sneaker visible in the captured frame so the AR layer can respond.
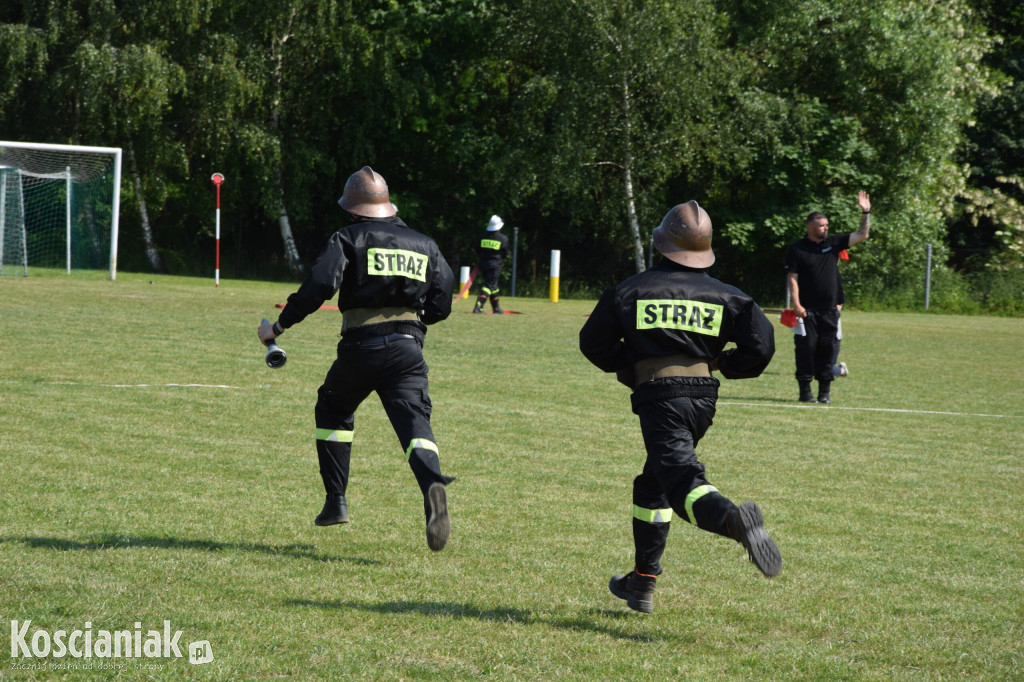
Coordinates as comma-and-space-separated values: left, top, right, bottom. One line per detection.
817, 393, 831, 404
492, 308, 504, 315
608, 571, 656, 613
730, 502, 782, 577
799, 394, 817, 403
425, 483, 450, 551
314, 494, 349, 526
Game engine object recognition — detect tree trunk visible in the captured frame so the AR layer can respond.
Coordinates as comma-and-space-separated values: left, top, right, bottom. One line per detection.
622, 74, 645, 273
127, 142, 164, 273
276, 195, 303, 278
269, 8, 304, 279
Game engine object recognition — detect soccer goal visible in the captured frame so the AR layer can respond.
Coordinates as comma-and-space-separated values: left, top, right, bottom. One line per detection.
0, 141, 122, 279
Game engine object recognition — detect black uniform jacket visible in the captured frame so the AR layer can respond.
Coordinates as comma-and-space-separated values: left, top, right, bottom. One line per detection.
579, 260, 775, 381
477, 230, 509, 267
277, 216, 454, 338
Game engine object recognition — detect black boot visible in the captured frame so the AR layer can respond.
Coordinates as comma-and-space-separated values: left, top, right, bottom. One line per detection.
798, 380, 815, 403
727, 501, 782, 577
425, 483, 450, 551
314, 493, 349, 526
817, 380, 832, 404
608, 571, 657, 613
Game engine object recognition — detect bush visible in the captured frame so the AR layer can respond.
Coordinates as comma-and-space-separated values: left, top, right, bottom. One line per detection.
969, 268, 1024, 315
847, 265, 1023, 316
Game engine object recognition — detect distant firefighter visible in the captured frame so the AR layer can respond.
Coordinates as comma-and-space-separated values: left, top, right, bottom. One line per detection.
473, 215, 509, 315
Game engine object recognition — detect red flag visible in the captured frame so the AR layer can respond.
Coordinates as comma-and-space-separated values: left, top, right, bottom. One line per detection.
780, 309, 797, 328
839, 249, 849, 261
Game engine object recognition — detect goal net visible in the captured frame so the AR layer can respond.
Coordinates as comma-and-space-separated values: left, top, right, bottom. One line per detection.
0, 141, 122, 279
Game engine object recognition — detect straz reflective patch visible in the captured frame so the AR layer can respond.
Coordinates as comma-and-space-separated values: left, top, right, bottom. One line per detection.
480, 238, 502, 250
367, 248, 428, 282
636, 299, 723, 336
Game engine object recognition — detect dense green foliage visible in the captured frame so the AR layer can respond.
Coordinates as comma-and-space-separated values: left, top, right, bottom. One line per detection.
1, 0, 1019, 307
952, 0, 1024, 273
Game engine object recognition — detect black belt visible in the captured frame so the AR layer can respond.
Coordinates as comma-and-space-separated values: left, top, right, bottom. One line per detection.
343, 332, 416, 346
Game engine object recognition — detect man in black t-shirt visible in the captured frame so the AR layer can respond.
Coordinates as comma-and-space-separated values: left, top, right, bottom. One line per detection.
784, 191, 872, 404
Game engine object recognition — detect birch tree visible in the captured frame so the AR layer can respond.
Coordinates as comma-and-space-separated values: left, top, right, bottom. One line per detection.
507, 0, 738, 273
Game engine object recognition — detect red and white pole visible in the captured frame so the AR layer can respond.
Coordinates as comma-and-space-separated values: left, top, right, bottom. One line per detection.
211, 173, 224, 286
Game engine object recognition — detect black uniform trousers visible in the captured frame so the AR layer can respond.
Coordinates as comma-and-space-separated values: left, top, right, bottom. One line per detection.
631, 381, 738, 576
479, 261, 501, 293
793, 307, 840, 384
475, 261, 502, 311
314, 333, 452, 517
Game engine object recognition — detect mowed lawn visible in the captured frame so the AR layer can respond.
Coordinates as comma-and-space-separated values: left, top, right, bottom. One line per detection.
1, 271, 1022, 681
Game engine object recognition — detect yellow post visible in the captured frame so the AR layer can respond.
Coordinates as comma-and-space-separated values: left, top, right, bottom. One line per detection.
549, 249, 560, 303
459, 266, 470, 298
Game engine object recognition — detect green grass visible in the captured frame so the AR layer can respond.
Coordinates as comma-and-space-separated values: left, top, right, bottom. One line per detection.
1, 271, 1022, 680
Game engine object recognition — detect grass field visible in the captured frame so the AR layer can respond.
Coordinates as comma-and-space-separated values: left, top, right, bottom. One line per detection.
1, 271, 1022, 681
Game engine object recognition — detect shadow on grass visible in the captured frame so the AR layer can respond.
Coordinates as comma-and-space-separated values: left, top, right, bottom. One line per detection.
9, 535, 381, 566
288, 598, 672, 642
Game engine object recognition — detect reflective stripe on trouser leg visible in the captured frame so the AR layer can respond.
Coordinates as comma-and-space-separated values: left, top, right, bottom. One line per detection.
405, 437, 452, 519
631, 472, 671, 576
405, 438, 438, 457
684, 485, 717, 525
316, 429, 353, 443
405, 437, 448, 493
633, 505, 673, 524
681, 483, 736, 538
315, 428, 353, 496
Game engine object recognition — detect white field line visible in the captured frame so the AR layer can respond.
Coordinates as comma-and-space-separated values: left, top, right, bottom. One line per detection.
718, 400, 1023, 420
43, 381, 242, 389
108, 383, 242, 389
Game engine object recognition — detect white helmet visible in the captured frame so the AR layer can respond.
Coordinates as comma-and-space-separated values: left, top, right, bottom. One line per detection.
486, 215, 504, 231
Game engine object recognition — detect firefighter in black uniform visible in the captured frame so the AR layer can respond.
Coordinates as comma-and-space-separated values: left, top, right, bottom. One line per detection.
472, 215, 509, 314
785, 191, 871, 404
580, 200, 781, 613
258, 166, 456, 552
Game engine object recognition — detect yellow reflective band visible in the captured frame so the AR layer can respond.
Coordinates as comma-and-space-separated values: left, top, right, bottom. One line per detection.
316, 428, 354, 443
684, 484, 718, 525
481, 287, 492, 295
406, 438, 438, 456
481, 238, 502, 250
633, 505, 673, 524
636, 299, 723, 337
367, 248, 428, 282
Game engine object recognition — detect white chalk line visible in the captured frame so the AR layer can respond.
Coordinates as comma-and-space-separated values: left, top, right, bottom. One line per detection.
108, 383, 242, 389
718, 400, 1022, 420
43, 381, 242, 390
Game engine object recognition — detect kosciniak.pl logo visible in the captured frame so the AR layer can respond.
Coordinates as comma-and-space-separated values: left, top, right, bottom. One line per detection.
10, 620, 213, 665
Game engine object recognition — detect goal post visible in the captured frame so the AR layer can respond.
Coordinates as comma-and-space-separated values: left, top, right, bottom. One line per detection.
0, 141, 122, 280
